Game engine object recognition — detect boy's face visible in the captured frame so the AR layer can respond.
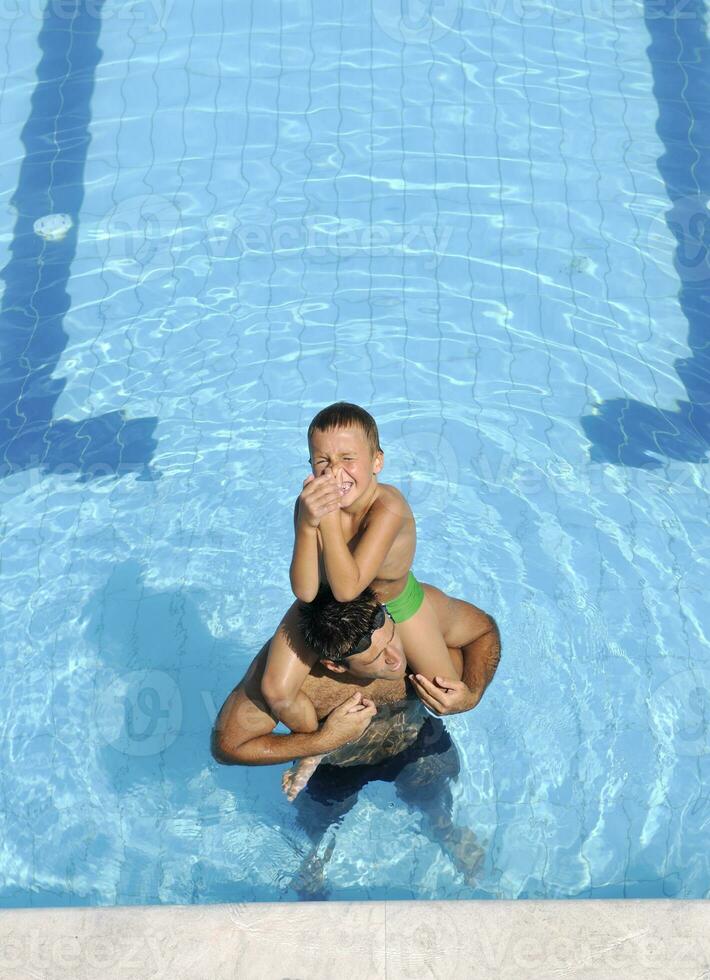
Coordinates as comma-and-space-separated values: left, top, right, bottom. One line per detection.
308, 425, 383, 507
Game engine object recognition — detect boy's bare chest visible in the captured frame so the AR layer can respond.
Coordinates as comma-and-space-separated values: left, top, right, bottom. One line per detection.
316, 513, 365, 549
315, 516, 367, 579
315, 511, 414, 587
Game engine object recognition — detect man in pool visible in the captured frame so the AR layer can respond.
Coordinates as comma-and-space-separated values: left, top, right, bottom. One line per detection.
212, 581, 501, 896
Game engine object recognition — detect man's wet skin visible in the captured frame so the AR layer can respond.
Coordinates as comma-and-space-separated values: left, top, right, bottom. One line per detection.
283, 591, 464, 774
288, 610, 487, 897
276, 607, 423, 798
212, 580, 498, 781
212, 583, 499, 895
305, 615, 420, 766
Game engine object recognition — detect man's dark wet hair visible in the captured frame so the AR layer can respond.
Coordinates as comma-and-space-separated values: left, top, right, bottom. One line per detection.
298, 584, 382, 663
307, 401, 382, 459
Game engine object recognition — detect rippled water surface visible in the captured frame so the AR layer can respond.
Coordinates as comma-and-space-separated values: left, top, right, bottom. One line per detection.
1, 0, 709, 906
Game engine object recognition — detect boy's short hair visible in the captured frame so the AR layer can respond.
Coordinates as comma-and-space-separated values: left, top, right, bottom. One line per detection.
307, 402, 382, 458
298, 584, 381, 663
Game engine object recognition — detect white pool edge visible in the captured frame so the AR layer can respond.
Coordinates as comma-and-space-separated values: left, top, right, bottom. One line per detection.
1, 898, 708, 978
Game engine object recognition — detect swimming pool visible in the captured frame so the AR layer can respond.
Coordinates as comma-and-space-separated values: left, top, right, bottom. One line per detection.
1, 0, 708, 906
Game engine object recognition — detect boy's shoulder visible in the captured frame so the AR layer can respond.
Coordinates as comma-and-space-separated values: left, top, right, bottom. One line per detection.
368, 482, 413, 520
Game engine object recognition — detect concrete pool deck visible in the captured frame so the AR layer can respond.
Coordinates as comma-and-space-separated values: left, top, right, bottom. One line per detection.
1, 899, 708, 978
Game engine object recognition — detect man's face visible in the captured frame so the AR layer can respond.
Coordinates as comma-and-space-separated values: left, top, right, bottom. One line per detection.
308, 425, 383, 508
323, 612, 406, 681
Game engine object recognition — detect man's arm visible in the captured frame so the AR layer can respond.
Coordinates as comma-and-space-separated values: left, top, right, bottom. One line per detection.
460, 615, 501, 708
211, 644, 376, 766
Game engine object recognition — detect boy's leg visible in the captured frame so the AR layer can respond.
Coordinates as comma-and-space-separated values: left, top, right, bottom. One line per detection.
395, 593, 459, 685
260, 601, 320, 733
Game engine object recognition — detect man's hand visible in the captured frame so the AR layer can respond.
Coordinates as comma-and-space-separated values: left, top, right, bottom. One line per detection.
319, 691, 377, 749
298, 470, 341, 528
408, 674, 479, 716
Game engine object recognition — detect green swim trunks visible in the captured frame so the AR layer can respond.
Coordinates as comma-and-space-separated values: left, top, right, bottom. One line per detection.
384, 571, 425, 623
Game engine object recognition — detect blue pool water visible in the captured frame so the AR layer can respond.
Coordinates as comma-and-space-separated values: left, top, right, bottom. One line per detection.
1, 0, 709, 906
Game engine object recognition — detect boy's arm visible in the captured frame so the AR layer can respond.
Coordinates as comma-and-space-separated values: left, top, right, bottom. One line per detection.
318, 498, 406, 602
212, 647, 336, 765
289, 496, 321, 602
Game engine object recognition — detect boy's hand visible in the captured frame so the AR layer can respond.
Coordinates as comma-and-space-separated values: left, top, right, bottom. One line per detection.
316, 466, 346, 529
408, 674, 479, 715
298, 471, 341, 528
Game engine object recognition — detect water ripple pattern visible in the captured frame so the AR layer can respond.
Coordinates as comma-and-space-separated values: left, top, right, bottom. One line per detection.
0, 0, 708, 906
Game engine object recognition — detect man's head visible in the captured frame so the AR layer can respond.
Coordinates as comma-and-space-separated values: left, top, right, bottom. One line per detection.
298, 585, 406, 680
307, 402, 384, 509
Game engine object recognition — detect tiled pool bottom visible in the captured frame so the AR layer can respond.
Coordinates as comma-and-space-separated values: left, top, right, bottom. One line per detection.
1, 900, 708, 978
3, 0, 710, 914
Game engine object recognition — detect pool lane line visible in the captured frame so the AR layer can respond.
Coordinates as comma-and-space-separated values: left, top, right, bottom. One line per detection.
581, 0, 710, 470
0, 0, 158, 484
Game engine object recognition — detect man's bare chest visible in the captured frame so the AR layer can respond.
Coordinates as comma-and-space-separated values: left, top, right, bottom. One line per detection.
301, 672, 410, 720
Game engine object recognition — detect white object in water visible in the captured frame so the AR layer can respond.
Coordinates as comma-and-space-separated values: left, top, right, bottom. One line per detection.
33, 213, 73, 242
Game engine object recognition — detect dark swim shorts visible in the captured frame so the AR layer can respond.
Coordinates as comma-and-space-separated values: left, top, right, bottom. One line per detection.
294, 716, 460, 841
